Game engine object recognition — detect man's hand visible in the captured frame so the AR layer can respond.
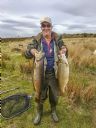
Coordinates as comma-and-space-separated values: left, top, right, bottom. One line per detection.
60, 46, 67, 54
30, 49, 39, 56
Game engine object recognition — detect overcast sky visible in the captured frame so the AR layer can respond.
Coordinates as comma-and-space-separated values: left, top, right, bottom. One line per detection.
0, 0, 96, 37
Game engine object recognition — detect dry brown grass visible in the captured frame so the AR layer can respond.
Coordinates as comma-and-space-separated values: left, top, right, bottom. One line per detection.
2, 53, 10, 60
92, 109, 96, 127
2, 53, 11, 68
19, 59, 34, 79
11, 47, 22, 52
81, 85, 96, 102
83, 41, 96, 51
64, 38, 96, 68
66, 84, 96, 105
66, 84, 82, 103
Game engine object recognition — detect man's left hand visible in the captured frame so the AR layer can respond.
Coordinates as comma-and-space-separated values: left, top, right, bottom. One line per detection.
60, 46, 67, 54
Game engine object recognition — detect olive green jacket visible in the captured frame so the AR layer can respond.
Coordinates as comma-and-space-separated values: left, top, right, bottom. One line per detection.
25, 31, 68, 59
25, 32, 68, 77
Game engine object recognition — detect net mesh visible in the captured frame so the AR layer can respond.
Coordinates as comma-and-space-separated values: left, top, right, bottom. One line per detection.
1, 94, 31, 119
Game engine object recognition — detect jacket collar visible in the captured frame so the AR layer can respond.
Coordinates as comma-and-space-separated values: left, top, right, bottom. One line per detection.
33, 31, 61, 43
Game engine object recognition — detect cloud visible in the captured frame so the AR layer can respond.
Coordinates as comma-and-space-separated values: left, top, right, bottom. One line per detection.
1, 19, 39, 28
52, 0, 96, 17
0, 13, 40, 37
23, 15, 39, 20
0, 0, 96, 37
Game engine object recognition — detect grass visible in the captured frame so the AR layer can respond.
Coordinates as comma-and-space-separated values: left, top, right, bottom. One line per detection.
1, 37, 96, 128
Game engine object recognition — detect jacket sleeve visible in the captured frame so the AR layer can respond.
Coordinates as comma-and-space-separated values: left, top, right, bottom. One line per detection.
57, 35, 68, 58
24, 39, 38, 59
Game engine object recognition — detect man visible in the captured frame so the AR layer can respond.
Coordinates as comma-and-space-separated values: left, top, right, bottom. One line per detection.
25, 17, 68, 125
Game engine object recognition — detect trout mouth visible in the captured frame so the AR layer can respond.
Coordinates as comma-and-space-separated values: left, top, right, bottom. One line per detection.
35, 52, 45, 61
58, 59, 68, 66
58, 53, 68, 65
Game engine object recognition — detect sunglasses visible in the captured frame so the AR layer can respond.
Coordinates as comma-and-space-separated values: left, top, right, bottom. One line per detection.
41, 24, 51, 28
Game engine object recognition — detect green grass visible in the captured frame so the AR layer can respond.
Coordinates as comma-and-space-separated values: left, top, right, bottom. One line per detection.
1, 39, 96, 128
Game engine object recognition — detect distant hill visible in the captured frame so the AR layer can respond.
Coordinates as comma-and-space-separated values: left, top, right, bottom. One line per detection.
1, 37, 32, 43
62, 33, 96, 38
1, 33, 96, 43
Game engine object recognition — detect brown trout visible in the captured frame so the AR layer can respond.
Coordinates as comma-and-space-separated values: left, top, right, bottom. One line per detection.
57, 53, 69, 95
33, 51, 45, 101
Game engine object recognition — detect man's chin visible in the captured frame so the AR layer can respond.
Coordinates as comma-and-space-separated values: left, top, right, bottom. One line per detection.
43, 32, 51, 36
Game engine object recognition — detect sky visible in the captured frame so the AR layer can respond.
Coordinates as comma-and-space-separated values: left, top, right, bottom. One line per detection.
0, 0, 96, 37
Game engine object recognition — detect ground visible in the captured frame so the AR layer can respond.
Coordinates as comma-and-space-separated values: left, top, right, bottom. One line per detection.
1, 37, 96, 128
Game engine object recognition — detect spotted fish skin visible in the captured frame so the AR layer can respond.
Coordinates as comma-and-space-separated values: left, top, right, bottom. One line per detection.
33, 52, 45, 101
57, 53, 69, 96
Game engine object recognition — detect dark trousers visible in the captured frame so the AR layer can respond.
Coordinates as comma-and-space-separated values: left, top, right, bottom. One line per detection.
39, 69, 59, 108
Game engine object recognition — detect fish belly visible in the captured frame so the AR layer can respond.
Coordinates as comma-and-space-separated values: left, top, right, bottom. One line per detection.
33, 61, 44, 99
58, 63, 69, 95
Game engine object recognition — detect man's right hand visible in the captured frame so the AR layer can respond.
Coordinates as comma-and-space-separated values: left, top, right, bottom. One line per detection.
30, 49, 39, 56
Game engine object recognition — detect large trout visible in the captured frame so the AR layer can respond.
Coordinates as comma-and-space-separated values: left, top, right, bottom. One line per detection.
33, 51, 45, 101
57, 53, 69, 95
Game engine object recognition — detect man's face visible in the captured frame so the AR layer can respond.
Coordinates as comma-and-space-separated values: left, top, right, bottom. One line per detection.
41, 22, 52, 36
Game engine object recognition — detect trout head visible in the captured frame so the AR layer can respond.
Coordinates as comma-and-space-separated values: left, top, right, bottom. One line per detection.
35, 52, 45, 61
58, 53, 68, 65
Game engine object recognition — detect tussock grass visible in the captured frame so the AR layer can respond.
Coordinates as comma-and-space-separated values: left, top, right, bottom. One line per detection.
19, 59, 34, 80
66, 40, 96, 69
81, 85, 96, 103
2, 53, 10, 60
